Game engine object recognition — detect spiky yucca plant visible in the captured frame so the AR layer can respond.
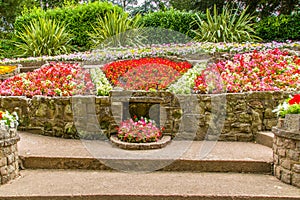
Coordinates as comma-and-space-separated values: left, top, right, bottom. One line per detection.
192, 4, 261, 43
14, 17, 73, 57
88, 8, 145, 48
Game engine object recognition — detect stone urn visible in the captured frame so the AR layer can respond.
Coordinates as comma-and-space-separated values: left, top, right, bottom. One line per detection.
277, 114, 300, 131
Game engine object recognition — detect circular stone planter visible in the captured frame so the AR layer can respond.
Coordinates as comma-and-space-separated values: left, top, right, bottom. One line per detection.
272, 114, 300, 188
0, 128, 20, 185
110, 135, 172, 150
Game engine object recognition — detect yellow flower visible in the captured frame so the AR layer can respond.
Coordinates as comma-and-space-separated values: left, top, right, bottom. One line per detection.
0, 65, 17, 75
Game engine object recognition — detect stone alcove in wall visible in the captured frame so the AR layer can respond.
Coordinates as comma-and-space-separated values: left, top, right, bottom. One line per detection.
110, 90, 181, 137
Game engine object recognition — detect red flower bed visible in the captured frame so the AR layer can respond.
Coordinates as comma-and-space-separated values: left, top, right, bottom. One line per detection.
0, 62, 94, 97
103, 57, 192, 90
194, 48, 300, 93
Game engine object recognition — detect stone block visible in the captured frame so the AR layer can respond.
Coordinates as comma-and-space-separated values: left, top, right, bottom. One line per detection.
273, 154, 279, 165
292, 173, 300, 187
288, 150, 300, 161
274, 165, 282, 179
277, 148, 286, 157
281, 168, 292, 184
293, 164, 300, 173
281, 159, 293, 170
0, 166, 7, 176
0, 157, 7, 167
6, 154, 15, 165
7, 165, 15, 175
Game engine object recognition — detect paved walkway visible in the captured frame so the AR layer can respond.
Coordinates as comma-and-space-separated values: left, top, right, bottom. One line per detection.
0, 132, 298, 199
0, 170, 299, 199
18, 132, 273, 162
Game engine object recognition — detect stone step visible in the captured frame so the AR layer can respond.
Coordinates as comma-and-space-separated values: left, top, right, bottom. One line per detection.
18, 132, 273, 173
0, 169, 299, 200
255, 131, 274, 148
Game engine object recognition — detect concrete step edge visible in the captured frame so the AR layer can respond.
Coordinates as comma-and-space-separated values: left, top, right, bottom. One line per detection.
255, 132, 274, 148
20, 156, 272, 173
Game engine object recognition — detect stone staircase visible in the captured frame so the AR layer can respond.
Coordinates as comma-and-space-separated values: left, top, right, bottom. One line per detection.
0, 131, 299, 199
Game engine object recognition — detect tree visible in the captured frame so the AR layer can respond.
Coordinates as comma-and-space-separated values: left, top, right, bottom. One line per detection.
106, 0, 138, 10
170, 0, 300, 18
130, 0, 169, 15
0, 0, 38, 36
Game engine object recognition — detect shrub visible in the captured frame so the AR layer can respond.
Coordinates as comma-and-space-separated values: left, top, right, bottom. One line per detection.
14, 17, 73, 57
139, 9, 205, 44
0, 39, 21, 59
192, 4, 260, 42
256, 13, 300, 42
88, 8, 144, 48
14, 2, 122, 51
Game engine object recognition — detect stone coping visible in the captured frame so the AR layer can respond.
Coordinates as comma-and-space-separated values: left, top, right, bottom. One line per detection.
110, 135, 172, 150
272, 127, 300, 141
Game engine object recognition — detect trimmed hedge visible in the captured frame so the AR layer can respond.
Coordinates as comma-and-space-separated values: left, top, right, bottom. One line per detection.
139, 9, 206, 43
14, 2, 123, 51
256, 13, 300, 42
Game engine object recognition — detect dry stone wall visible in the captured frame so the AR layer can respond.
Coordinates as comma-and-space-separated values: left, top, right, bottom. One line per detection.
0, 128, 19, 184
273, 126, 300, 188
0, 91, 291, 141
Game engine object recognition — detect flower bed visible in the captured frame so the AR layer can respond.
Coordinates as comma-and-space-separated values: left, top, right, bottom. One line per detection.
0, 42, 299, 65
117, 117, 163, 143
194, 48, 300, 93
0, 65, 17, 75
0, 62, 94, 97
103, 57, 192, 90
0, 65, 20, 81
273, 94, 300, 118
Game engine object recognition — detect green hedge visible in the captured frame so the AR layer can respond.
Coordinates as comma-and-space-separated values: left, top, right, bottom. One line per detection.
14, 2, 123, 51
139, 9, 205, 44
256, 13, 300, 42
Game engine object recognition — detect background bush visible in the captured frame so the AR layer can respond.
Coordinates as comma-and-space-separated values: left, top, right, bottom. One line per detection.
14, 17, 73, 57
14, 2, 123, 51
256, 13, 300, 42
192, 4, 260, 42
139, 9, 206, 43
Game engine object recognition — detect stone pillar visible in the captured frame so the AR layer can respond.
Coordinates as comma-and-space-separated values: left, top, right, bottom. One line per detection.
272, 122, 300, 188
0, 128, 20, 185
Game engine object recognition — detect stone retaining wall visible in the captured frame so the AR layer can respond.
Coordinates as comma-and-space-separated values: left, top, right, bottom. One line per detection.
0, 128, 19, 185
272, 126, 300, 188
0, 91, 291, 141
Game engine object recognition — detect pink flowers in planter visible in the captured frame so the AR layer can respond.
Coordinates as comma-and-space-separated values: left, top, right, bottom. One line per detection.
117, 116, 163, 143
194, 48, 300, 93
0, 62, 94, 97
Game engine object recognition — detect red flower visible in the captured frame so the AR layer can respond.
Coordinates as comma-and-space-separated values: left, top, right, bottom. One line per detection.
103, 57, 192, 90
289, 94, 300, 105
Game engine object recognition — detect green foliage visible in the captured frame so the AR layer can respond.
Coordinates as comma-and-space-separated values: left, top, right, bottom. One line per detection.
0, 37, 22, 59
88, 8, 144, 48
0, 0, 38, 34
139, 9, 204, 43
14, 2, 122, 51
14, 17, 73, 57
170, 0, 300, 18
192, 4, 261, 43
256, 13, 300, 42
